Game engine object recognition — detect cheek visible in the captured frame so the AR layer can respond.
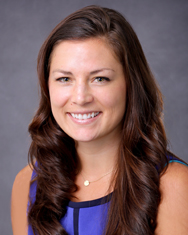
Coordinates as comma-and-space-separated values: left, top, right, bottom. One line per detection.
100, 85, 126, 111
49, 87, 69, 109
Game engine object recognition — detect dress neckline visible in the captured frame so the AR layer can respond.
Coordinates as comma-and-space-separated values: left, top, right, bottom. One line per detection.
68, 192, 113, 208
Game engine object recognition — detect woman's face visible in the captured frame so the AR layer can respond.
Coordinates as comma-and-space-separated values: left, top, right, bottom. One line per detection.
48, 38, 126, 143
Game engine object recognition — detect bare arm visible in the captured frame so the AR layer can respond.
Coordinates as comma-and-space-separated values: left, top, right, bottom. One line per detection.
11, 165, 33, 235
155, 162, 188, 234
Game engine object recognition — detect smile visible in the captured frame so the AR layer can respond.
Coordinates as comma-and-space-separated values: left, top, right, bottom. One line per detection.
70, 112, 100, 120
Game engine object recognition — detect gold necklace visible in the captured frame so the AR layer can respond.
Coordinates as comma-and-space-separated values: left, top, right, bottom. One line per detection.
80, 168, 114, 186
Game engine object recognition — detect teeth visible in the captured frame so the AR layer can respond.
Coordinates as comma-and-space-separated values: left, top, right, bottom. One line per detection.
70, 112, 99, 120
83, 114, 87, 120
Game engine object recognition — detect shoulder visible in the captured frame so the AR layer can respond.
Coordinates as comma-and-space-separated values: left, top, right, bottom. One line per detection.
156, 161, 188, 234
11, 164, 33, 235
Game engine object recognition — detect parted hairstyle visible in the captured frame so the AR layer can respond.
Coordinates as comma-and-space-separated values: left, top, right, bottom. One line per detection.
28, 5, 173, 235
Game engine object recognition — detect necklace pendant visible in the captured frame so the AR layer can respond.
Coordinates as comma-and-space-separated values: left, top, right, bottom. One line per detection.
84, 180, 90, 186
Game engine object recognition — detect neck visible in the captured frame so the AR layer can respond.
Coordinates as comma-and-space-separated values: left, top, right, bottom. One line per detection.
72, 133, 120, 201
76, 132, 120, 177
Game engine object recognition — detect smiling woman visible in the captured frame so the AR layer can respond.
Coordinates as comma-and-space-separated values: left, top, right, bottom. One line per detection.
11, 5, 188, 235
48, 38, 126, 143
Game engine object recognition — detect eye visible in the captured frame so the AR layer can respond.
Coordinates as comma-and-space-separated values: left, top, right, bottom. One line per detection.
94, 77, 110, 82
56, 77, 70, 82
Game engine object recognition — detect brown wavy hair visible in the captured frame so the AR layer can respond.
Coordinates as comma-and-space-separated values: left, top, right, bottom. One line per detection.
28, 5, 172, 235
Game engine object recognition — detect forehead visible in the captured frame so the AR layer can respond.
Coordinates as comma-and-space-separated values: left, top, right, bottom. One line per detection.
49, 38, 121, 70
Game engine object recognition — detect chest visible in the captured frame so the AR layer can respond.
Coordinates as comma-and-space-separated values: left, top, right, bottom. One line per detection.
60, 199, 110, 235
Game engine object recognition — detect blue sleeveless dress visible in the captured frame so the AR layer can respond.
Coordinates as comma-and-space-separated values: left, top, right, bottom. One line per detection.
28, 156, 187, 235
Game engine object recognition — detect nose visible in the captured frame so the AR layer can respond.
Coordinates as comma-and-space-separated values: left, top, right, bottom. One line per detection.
71, 82, 93, 105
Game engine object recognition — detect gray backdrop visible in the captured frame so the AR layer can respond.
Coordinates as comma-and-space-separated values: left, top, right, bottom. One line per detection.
0, 0, 187, 233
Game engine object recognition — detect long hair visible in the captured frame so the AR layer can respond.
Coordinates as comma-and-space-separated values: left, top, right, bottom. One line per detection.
28, 5, 170, 235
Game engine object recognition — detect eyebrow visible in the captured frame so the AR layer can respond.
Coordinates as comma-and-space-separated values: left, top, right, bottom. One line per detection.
52, 68, 115, 75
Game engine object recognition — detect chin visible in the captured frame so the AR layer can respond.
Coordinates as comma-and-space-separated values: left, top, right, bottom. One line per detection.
64, 131, 98, 143
71, 135, 97, 143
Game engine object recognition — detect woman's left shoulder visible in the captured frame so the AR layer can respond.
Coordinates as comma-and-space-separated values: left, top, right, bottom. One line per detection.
160, 160, 188, 192
156, 161, 188, 234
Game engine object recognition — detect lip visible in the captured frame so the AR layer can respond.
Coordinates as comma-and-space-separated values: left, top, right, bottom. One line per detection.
67, 112, 102, 124
67, 111, 100, 114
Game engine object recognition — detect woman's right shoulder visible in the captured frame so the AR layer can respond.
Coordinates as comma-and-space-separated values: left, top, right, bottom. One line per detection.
11, 164, 33, 235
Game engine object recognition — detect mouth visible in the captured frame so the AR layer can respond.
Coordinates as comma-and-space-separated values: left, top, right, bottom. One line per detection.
70, 112, 100, 120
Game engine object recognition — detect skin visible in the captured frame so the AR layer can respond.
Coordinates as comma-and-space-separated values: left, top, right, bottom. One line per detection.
155, 162, 188, 234
48, 38, 126, 144
11, 165, 32, 235
48, 38, 126, 200
11, 38, 188, 234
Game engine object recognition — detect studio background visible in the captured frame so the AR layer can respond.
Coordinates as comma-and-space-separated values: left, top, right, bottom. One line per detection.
0, 0, 187, 233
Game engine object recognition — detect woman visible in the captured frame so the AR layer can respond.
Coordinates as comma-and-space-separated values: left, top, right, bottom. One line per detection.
11, 5, 188, 235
